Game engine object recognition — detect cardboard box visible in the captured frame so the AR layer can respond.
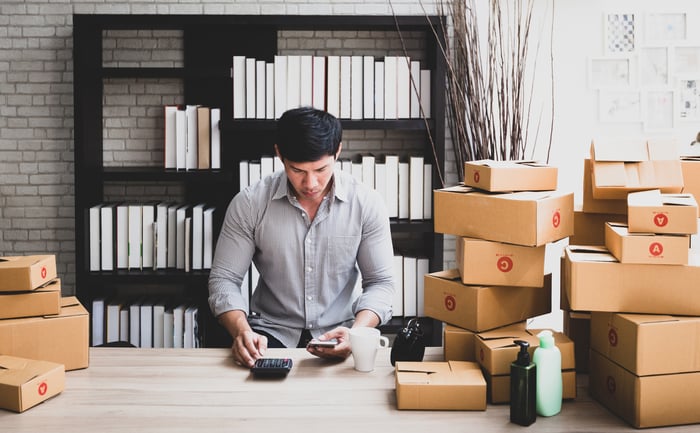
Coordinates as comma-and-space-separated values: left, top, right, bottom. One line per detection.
627, 189, 698, 234
0, 355, 65, 413
0, 297, 89, 371
590, 349, 700, 428
463, 159, 557, 192
682, 157, 700, 199
563, 245, 700, 315
395, 361, 487, 410
590, 312, 700, 376
604, 222, 690, 265
0, 255, 57, 292
590, 138, 684, 199
571, 207, 627, 246
434, 185, 574, 246
563, 310, 591, 374
444, 325, 478, 362
455, 237, 546, 287
0, 278, 61, 320
582, 159, 627, 215
484, 369, 577, 404
475, 328, 575, 376
424, 270, 551, 332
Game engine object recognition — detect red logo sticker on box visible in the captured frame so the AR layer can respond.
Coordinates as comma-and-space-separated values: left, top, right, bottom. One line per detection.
649, 242, 663, 257
606, 376, 616, 394
38, 381, 48, 396
608, 328, 618, 347
497, 256, 513, 273
41, 266, 47, 279
473, 170, 480, 183
444, 295, 456, 311
479, 348, 484, 362
552, 211, 561, 228
654, 213, 668, 227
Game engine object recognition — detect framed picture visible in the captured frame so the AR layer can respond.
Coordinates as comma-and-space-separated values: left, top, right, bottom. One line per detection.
643, 90, 674, 132
589, 56, 633, 89
599, 90, 642, 123
677, 78, 700, 121
674, 46, 700, 76
644, 12, 687, 43
604, 12, 636, 54
639, 46, 669, 86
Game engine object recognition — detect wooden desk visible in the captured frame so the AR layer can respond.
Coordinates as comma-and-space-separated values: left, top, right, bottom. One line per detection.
0, 347, 696, 432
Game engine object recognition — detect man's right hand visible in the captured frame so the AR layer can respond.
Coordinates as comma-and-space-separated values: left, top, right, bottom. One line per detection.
232, 330, 268, 368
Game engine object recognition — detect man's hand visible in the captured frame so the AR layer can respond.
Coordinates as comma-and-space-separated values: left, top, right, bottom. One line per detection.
306, 327, 351, 360
232, 329, 268, 368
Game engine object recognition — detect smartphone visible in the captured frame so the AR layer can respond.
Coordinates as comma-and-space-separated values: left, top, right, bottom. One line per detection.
306, 338, 338, 349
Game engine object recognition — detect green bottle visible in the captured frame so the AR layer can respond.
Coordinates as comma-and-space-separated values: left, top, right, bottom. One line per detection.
533, 330, 562, 417
510, 340, 536, 426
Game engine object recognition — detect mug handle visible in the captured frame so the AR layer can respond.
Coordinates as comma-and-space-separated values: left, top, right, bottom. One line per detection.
378, 336, 390, 348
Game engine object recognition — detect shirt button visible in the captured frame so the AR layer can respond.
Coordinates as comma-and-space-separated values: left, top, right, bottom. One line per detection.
306, 267, 312, 272
308, 324, 313, 328
307, 296, 313, 301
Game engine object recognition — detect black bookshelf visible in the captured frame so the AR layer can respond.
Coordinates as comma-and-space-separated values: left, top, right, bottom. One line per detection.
73, 14, 446, 348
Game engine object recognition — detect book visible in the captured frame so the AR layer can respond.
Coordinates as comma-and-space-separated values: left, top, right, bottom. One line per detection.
89, 204, 101, 272
265, 63, 275, 119
397, 56, 411, 119
152, 302, 165, 348
106, 298, 122, 344
100, 203, 117, 271
232, 55, 246, 119
184, 216, 192, 272
256, 60, 266, 119
423, 163, 433, 219
139, 299, 154, 348
339, 56, 351, 119
416, 257, 429, 317
141, 202, 156, 269
184, 305, 199, 348
175, 205, 190, 270
91, 297, 105, 346
185, 105, 198, 170
116, 203, 129, 269
239, 160, 249, 191
191, 203, 205, 270
173, 303, 186, 348
361, 154, 375, 189
203, 206, 215, 269
245, 57, 256, 119
326, 56, 340, 118
210, 108, 220, 169
166, 203, 179, 268
374, 61, 385, 119
312, 56, 326, 111
163, 306, 174, 348
351, 55, 363, 120
300, 55, 313, 107
248, 160, 261, 186
409, 156, 424, 221
420, 69, 431, 118
403, 256, 417, 317
260, 156, 274, 179
127, 204, 142, 270
410, 60, 421, 118
164, 105, 178, 169
392, 255, 404, 316
398, 161, 410, 219
155, 202, 169, 269
383, 56, 397, 119
175, 107, 187, 170
196, 106, 210, 169
129, 300, 141, 347
385, 155, 399, 218
119, 305, 129, 342
363, 56, 375, 119
286, 55, 301, 110
274, 55, 287, 118
374, 162, 387, 204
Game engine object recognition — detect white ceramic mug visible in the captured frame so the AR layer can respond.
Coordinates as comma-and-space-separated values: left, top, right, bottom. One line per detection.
349, 327, 390, 372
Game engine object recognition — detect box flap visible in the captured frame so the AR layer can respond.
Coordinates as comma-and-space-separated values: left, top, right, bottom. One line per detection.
591, 138, 649, 162
428, 268, 461, 282
617, 313, 681, 326
567, 245, 618, 262
0, 356, 63, 387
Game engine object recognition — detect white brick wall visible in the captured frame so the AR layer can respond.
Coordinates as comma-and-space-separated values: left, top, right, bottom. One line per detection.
0, 0, 455, 294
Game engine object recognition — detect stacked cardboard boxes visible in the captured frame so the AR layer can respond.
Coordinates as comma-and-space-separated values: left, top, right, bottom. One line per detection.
429, 159, 575, 404
563, 138, 700, 428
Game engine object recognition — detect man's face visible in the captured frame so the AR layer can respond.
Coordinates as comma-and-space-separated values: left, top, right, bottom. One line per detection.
283, 154, 336, 202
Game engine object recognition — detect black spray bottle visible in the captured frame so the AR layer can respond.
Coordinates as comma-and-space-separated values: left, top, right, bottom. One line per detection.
510, 340, 537, 426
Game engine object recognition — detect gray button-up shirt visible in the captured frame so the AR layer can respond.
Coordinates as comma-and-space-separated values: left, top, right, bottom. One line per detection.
208, 169, 394, 347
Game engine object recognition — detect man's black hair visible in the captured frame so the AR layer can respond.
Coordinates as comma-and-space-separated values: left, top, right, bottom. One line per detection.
276, 107, 342, 162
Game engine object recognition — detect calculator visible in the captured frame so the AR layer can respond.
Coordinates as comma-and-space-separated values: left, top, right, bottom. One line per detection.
251, 358, 293, 378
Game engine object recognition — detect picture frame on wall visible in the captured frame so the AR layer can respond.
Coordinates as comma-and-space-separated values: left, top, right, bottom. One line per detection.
604, 12, 636, 55
599, 90, 642, 123
674, 46, 700, 76
639, 46, 669, 87
644, 12, 687, 43
643, 89, 675, 132
677, 77, 700, 122
588, 56, 633, 89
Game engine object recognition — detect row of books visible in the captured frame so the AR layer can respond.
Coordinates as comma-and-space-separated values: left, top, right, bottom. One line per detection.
91, 297, 201, 348
163, 105, 221, 170
232, 55, 431, 120
239, 154, 433, 221
393, 255, 430, 318
89, 202, 215, 272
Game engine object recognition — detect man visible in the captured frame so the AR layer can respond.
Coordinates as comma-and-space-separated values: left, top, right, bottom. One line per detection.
208, 107, 394, 368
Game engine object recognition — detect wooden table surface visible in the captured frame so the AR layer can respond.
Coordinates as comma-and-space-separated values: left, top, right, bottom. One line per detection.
1, 347, 697, 432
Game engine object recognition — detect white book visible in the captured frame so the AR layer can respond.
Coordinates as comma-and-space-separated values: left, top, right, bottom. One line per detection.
106, 299, 122, 344
312, 56, 326, 111
116, 204, 129, 269
141, 203, 155, 269
409, 156, 424, 221
383, 56, 397, 119
300, 55, 313, 107
351, 161, 363, 183
392, 255, 404, 316
129, 301, 141, 348
185, 105, 198, 170
266, 63, 275, 119
203, 206, 215, 269
89, 204, 101, 272
374, 61, 385, 119
184, 305, 199, 348
140, 300, 154, 348
423, 163, 433, 219
91, 298, 105, 346
286, 55, 301, 110
260, 156, 274, 179
374, 162, 387, 203
155, 202, 168, 269
274, 55, 287, 119
420, 69, 431, 118
196, 106, 210, 170
210, 108, 221, 169
410, 60, 421, 118
384, 155, 399, 218
232, 55, 246, 119
326, 56, 341, 118
350, 55, 363, 120
239, 160, 249, 192
256, 60, 266, 119
163, 307, 174, 348
416, 257, 429, 317
341, 158, 353, 174
248, 160, 261, 186
398, 161, 410, 219
173, 304, 186, 349
245, 57, 256, 119
363, 56, 375, 119
175, 108, 187, 170
100, 203, 117, 271
273, 156, 283, 172
127, 205, 142, 270
152, 303, 165, 349
175, 205, 190, 270
339, 56, 351, 119
191, 203, 205, 270
361, 154, 375, 189
119, 306, 129, 342
403, 256, 418, 317
184, 216, 192, 273
166, 203, 179, 268
164, 105, 178, 169
397, 56, 411, 119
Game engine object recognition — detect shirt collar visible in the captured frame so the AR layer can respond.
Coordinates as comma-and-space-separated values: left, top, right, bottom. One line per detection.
271, 170, 349, 203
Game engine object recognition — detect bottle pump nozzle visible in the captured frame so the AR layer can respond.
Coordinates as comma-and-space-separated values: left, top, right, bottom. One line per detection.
514, 340, 531, 366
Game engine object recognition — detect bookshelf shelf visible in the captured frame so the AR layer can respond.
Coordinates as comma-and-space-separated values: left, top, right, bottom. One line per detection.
74, 13, 446, 349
